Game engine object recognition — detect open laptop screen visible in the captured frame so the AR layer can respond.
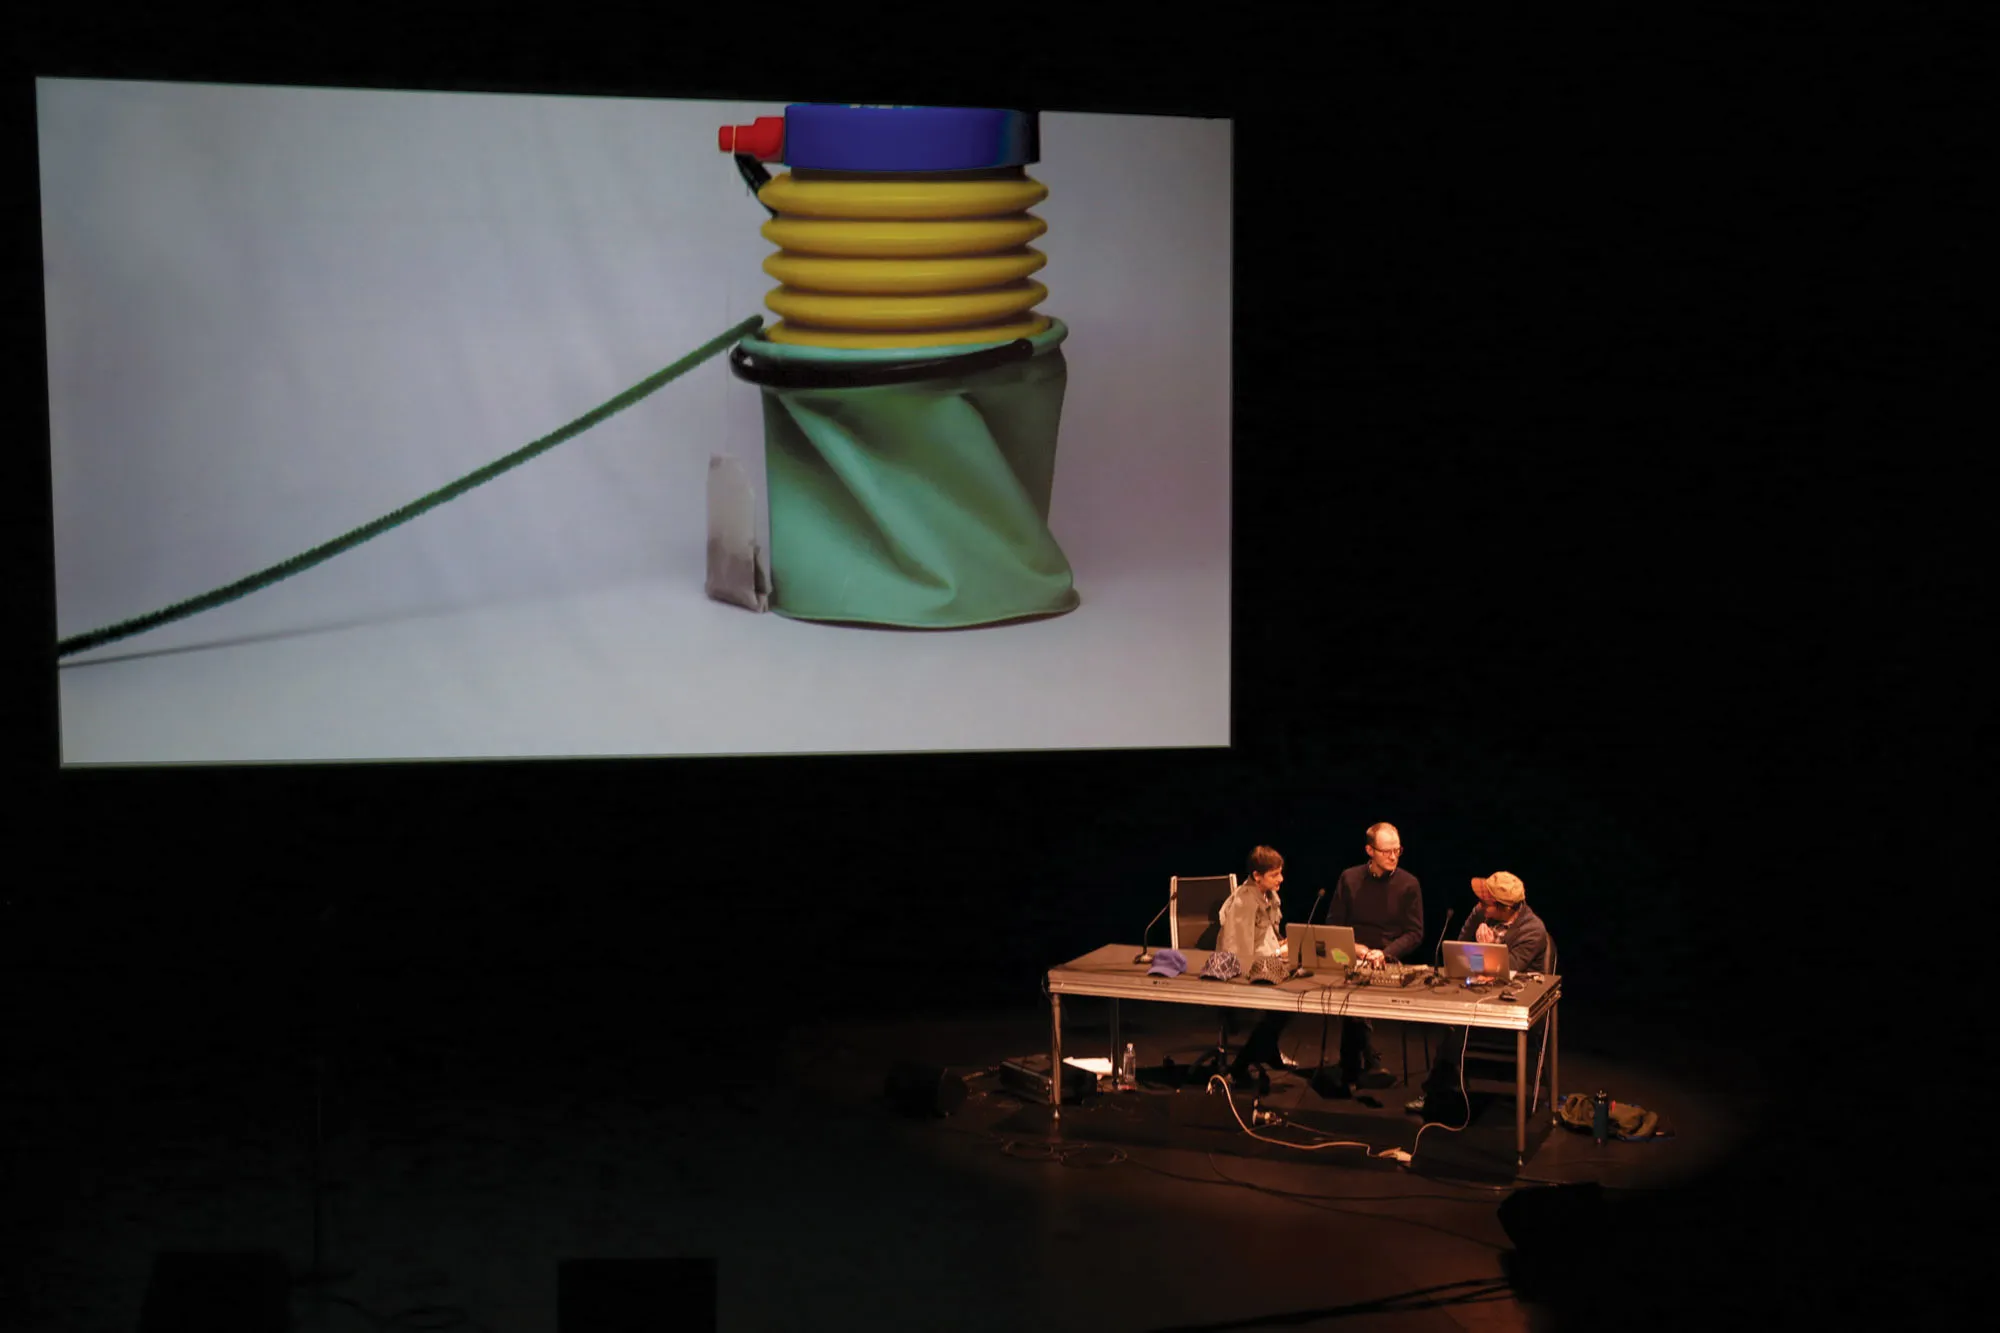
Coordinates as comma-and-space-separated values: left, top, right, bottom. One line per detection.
1441, 940, 1509, 980
1286, 923, 1356, 971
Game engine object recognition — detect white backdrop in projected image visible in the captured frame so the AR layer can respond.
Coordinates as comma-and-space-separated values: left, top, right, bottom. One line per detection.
41, 80, 1232, 764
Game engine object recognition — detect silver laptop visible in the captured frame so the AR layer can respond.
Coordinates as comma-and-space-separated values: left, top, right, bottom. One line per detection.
1286, 923, 1357, 972
1442, 940, 1509, 980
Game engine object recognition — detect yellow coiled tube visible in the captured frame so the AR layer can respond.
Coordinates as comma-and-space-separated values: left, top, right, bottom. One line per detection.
756, 170, 1053, 348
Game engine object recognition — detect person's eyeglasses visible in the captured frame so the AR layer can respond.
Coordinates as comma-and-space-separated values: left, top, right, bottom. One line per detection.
1373, 847, 1402, 856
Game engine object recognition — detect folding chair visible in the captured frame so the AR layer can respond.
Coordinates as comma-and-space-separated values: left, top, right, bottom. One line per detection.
1167, 874, 1236, 1076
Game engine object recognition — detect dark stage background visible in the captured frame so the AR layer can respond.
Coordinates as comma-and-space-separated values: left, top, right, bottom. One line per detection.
6, 4, 1973, 1322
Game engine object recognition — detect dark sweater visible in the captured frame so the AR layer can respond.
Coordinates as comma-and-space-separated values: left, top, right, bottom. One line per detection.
1459, 902, 1551, 974
1327, 865, 1424, 961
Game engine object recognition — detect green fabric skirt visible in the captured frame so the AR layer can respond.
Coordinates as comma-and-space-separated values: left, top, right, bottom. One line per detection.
741, 319, 1078, 628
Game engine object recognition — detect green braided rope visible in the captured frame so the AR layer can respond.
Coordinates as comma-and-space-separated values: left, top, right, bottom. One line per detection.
57, 314, 765, 660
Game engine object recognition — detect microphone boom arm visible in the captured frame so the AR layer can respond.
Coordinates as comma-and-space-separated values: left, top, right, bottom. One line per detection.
1290, 888, 1329, 978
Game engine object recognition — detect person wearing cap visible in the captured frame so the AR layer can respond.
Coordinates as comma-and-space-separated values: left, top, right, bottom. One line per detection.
1321, 822, 1424, 1090
1460, 871, 1547, 975
1406, 870, 1550, 1121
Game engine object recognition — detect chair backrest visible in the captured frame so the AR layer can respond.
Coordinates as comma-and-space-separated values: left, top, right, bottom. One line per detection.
1468, 930, 1561, 1052
1168, 875, 1237, 951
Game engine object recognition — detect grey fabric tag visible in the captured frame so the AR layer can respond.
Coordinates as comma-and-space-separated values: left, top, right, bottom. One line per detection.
705, 455, 770, 612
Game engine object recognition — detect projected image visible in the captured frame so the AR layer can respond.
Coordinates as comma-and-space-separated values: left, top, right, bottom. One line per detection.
41, 80, 1232, 764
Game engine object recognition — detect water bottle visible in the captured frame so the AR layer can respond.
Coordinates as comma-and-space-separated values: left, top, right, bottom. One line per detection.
1592, 1089, 1610, 1144
1120, 1042, 1137, 1091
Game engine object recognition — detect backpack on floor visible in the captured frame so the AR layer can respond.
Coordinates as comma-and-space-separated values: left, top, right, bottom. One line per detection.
1557, 1092, 1664, 1140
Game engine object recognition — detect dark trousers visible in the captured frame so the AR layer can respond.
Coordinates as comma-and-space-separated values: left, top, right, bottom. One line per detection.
1424, 1018, 1552, 1101
1236, 1012, 1287, 1066
1422, 1025, 1472, 1100
1239, 1013, 1381, 1076
1342, 1018, 1381, 1073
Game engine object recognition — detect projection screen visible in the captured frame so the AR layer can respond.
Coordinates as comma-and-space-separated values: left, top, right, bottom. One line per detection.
41, 80, 1232, 764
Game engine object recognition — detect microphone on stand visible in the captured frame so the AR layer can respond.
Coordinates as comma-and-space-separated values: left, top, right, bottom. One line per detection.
1433, 908, 1456, 971
1134, 901, 1172, 965
1289, 888, 1328, 978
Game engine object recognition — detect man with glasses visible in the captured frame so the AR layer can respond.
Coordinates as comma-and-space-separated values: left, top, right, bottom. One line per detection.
1323, 822, 1424, 1090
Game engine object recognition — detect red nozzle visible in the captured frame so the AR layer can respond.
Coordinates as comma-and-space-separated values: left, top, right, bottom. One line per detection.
717, 116, 785, 161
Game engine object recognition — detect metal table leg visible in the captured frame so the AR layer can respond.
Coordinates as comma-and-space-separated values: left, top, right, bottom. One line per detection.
1516, 1028, 1528, 1168
1050, 992, 1063, 1125
1108, 997, 1121, 1087
1550, 1002, 1561, 1114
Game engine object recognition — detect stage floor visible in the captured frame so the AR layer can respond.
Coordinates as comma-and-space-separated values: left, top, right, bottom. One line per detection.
5, 964, 1791, 1332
